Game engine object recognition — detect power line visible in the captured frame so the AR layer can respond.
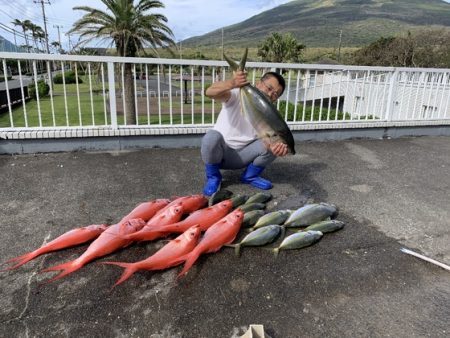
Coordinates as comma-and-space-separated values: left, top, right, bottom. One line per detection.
3, 3, 45, 23
0, 23, 25, 38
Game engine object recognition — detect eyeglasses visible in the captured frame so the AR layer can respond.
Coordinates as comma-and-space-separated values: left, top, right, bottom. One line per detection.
261, 80, 281, 100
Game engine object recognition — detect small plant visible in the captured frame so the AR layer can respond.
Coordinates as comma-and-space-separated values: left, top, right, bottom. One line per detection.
278, 100, 352, 121
28, 80, 49, 100
53, 71, 83, 84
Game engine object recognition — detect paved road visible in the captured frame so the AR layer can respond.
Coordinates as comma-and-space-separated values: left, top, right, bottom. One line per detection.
0, 136, 449, 337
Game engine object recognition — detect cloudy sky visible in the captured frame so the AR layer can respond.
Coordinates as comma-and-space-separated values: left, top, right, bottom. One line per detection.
0, 0, 291, 50
1, 0, 450, 50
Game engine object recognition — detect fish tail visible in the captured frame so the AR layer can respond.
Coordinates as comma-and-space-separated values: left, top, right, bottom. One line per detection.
234, 244, 242, 257
177, 251, 200, 280
102, 261, 138, 289
40, 260, 82, 284
223, 52, 239, 72
273, 248, 280, 258
1, 251, 40, 271
239, 48, 248, 71
280, 226, 286, 240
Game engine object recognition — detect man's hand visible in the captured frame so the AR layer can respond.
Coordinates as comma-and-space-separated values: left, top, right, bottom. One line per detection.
269, 142, 288, 157
232, 70, 249, 88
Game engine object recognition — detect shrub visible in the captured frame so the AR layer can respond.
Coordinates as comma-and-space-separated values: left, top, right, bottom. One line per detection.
278, 100, 352, 121
53, 71, 83, 84
28, 80, 50, 100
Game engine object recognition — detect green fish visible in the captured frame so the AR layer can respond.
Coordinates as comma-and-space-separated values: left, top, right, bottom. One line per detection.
230, 194, 248, 208
245, 192, 273, 204
239, 202, 266, 213
283, 203, 338, 228
250, 210, 292, 231
228, 225, 282, 256
242, 210, 266, 228
272, 230, 323, 257
223, 49, 296, 155
208, 189, 233, 206
304, 220, 345, 233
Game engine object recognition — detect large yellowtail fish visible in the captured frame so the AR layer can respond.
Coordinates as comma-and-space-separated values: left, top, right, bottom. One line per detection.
223, 49, 296, 155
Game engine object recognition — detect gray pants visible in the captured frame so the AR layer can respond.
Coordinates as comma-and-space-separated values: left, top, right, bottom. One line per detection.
201, 129, 276, 169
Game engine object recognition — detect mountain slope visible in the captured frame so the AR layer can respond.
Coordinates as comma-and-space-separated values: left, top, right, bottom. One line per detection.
182, 0, 450, 48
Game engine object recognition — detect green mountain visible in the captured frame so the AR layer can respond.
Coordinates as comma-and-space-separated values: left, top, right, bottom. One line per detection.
182, 0, 450, 48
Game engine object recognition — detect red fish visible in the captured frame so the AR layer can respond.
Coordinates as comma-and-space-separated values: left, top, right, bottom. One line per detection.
135, 200, 234, 241
172, 208, 244, 279
120, 198, 170, 223
102, 225, 202, 289
40, 218, 146, 283
154, 194, 208, 217
124, 203, 185, 242
1, 224, 108, 271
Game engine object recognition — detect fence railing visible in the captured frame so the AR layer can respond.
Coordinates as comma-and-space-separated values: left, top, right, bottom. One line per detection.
1, 52, 450, 137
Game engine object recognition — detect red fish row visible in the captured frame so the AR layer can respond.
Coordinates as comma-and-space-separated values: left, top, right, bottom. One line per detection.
104, 208, 243, 288
2, 194, 244, 287
2, 198, 171, 271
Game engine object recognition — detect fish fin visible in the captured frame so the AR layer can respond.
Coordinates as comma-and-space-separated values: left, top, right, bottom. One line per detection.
162, 253, 188, 272
126, 230, 163, 242
223, 52, 239, 72
40, 260, 82, 284
102, 261, 138, 289
177, 251, 201, 280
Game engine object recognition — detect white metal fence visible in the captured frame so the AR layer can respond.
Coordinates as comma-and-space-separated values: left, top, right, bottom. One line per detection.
1, 52, 450, 139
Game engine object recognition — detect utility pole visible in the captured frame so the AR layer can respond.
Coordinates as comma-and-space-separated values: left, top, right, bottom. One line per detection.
221, 28, 224, 60
12, 29, 18, 52
53, 24, 62, 53
35, 0, 50, 54
337, 29, 342, 63
66, 32, 72, 52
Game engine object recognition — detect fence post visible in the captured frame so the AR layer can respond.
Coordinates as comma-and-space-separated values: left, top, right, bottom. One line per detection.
385, 69, 399, 121
107, 61, 118, 129
2, 59, 13, 128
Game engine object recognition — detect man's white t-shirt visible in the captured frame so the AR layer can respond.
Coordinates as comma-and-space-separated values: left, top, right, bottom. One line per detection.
213, 88, 257, 149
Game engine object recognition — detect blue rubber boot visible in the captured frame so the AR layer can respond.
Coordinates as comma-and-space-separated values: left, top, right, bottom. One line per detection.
240, 163, 273, 190
203, 163, 222, 196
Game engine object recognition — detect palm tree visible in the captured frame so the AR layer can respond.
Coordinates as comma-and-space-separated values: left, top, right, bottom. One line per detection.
257, 32, 305, 63
70, 0, 175, 125
51, 41, 61, 53
12, 19, 31, 52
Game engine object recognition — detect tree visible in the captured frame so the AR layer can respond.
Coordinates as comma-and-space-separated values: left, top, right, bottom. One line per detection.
70, 0, 175, 125
352, 30, 450, 68
51, 41, 62, 54
28, 23, 45, 53
257, 32, 305, 63
12, 19, 32, 53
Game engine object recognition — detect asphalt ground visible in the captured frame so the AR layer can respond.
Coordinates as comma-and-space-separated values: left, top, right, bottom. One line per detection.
0, 136, 449, 338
